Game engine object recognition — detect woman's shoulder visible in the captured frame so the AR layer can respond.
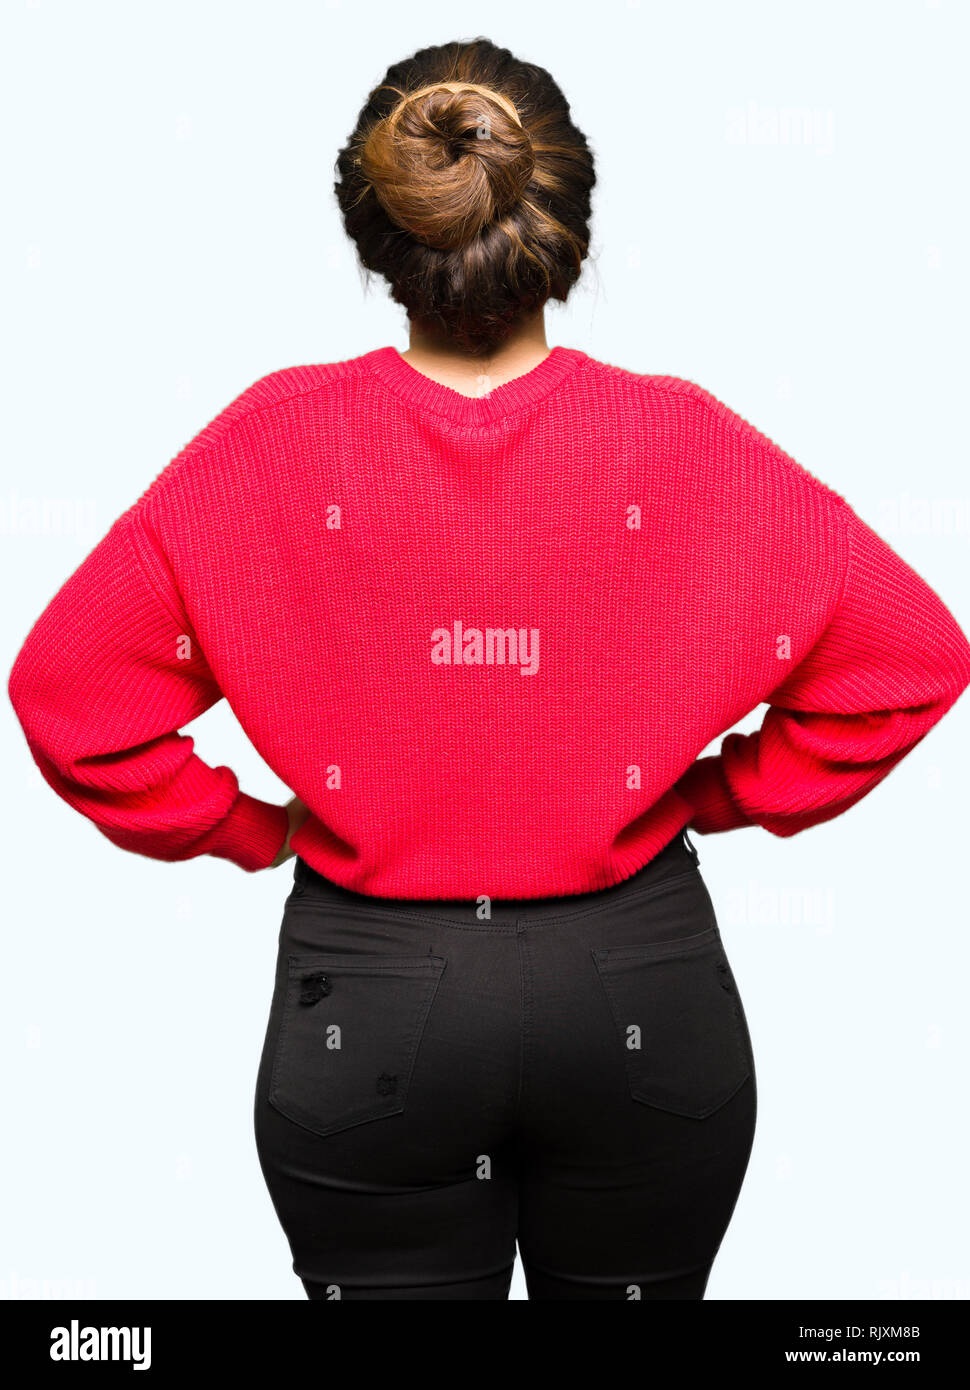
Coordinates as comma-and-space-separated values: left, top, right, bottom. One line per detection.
583, 353, 847, 509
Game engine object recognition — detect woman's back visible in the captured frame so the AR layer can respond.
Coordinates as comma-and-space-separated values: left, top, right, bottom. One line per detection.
10, 340, 968, 898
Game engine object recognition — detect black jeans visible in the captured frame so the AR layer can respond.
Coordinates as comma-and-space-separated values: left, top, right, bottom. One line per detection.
254, 829, 757, 1300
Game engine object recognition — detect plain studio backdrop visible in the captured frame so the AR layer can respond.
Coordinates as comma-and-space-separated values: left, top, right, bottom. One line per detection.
2, 0, 967, 1302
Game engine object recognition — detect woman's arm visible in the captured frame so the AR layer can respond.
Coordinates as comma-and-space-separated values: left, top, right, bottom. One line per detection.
674, 498, 970, 836
7, 502, 290, 871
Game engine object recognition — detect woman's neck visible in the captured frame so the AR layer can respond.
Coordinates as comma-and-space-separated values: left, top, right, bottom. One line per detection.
400, 314, 551, 398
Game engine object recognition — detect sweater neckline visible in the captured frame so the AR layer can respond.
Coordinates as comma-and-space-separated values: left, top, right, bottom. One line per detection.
360, 343, 589, 426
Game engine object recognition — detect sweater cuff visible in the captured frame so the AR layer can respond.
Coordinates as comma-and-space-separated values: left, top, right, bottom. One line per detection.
674, 756, 754, 834
205, 792, 290, 871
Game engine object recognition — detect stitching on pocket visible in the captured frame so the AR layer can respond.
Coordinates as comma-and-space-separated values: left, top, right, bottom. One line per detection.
269, 953, 447, 1138
590, 939, 751, 1119
591, 924, 718, 965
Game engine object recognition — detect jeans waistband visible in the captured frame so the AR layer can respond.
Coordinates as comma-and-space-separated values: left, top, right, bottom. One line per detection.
289, 827, 702, 929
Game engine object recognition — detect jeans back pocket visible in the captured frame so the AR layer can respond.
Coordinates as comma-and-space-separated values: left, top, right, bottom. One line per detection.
269, 952, 447, 1138
591, 926, 751, 1119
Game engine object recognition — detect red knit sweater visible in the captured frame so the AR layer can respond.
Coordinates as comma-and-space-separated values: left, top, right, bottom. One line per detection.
8, 345, 970, 898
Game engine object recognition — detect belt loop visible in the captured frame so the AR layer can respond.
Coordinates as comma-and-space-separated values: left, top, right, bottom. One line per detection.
682, 827, 700, 867
293, 856, 306, 895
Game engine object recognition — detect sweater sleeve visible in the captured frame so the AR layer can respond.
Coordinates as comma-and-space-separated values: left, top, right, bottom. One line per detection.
7, 503, 290, 871
673, 499, 970, 837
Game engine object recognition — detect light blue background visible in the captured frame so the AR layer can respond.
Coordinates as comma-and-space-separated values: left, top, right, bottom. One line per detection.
2, 0, 967, 1300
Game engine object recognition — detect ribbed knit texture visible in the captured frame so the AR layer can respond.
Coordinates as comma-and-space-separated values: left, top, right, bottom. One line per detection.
8, 345, 970, 896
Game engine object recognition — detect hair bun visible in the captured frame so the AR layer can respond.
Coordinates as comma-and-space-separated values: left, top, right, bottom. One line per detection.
359, 80, 535, 251
336, 39, 594, 355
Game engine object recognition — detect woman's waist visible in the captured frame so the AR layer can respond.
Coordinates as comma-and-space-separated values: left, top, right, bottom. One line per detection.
286, 825, 702, 930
